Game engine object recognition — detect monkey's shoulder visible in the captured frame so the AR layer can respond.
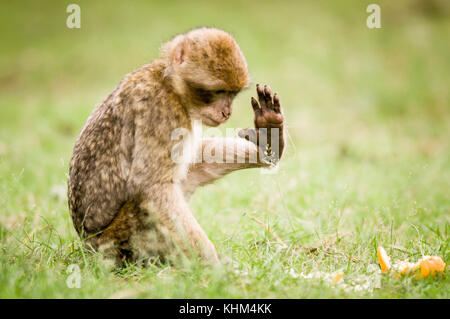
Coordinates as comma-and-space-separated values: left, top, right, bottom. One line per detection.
117, 61, 167, 104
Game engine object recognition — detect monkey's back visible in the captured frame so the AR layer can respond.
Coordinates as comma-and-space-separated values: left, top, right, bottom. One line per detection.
68, 61, 192, 262
68, 97, 128, 239
68, 62, 178, 236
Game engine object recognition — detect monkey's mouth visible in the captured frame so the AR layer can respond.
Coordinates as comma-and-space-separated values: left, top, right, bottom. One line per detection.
203, 116, 222, 127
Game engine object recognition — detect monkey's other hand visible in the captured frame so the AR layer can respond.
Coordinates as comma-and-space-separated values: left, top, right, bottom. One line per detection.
238, 84, 285, 163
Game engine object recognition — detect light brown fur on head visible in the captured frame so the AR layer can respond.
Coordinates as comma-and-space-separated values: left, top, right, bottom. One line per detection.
161, 27, 249, 98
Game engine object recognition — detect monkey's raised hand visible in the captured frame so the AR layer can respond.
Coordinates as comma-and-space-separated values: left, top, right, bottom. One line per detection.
239, 84, 285, 164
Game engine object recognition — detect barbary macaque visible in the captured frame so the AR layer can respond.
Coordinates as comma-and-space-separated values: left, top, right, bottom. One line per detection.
68, 27, 286, 266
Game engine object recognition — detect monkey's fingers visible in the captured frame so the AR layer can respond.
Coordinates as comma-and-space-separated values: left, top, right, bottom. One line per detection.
273, 93, 281, 113
256, 84, 267, 110
263, 85, 274, 109
238, 128, 258, 144
251, 97, 260, 112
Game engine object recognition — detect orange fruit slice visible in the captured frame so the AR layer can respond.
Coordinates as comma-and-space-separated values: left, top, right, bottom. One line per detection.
377, 246, 391, 273
416, 256, 446, 278
332, 271, 344, 285
377, 246, 446, 278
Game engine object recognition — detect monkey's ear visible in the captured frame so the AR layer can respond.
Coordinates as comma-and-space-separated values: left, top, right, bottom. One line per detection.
173, 38, 188, 65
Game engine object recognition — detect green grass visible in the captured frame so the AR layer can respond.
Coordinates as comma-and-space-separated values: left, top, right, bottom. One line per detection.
0, 0, 449, 298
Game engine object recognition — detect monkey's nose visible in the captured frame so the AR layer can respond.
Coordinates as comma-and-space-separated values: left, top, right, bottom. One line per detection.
222, 110, 231, 119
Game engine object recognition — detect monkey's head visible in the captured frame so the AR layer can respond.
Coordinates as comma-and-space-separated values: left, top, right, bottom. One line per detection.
162, 27, 249, 127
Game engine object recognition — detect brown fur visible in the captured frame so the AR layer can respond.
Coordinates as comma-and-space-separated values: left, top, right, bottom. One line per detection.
68, 27, 285, 266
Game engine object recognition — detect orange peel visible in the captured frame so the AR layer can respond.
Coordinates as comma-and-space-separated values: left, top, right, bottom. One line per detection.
377, 246, 391, 273
332, 271, 344, 285
377, 246, 446, 278
417, 256, 446, 278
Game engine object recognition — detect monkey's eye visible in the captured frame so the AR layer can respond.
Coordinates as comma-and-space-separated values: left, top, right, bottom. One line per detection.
195, 88, 213, 104
214, 90, 226, 95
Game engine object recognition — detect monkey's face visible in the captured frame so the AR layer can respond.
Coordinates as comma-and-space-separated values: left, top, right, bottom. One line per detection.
188, 86, 239, 126
164, 27, 249, 125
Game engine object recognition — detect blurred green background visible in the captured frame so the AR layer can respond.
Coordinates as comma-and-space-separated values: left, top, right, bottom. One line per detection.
0, 0, 448, 298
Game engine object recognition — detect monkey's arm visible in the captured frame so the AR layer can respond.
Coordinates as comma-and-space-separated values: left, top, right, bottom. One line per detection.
182, 84, 285, 199
182, 137, 264, 198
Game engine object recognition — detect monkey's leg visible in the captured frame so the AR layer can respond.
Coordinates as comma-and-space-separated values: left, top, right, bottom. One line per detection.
92, 184, 219, 266
141, 183, 220, 265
